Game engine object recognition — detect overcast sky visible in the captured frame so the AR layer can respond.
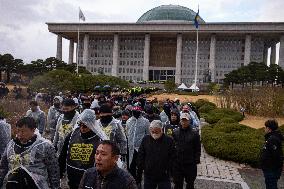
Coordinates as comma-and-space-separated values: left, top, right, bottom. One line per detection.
1, 0, 284, 64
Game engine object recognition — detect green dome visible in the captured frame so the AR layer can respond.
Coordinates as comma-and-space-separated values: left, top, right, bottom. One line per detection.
137, 5, 205, 23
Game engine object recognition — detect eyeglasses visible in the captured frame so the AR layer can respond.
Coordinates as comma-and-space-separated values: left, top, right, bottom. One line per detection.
78, 121, 88, 129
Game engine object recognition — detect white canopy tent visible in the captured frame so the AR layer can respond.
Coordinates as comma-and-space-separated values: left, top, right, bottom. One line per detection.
189, 83, 200, 91
177, 83, 189, 90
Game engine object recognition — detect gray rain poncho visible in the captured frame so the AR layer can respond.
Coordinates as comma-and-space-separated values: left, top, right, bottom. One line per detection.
126, 116, 150, 166
26, 107, 46, 134
77, 109, 108, 140
0, 119, 11, 158
53, 111, 80, 156
78, 110, 124, 168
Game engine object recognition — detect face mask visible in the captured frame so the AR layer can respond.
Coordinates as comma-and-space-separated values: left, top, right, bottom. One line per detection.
83, 103, 91, 109
100, 115, 113, 125
132, 110, 141, 119
54, 103, 60, 109
63, 109, 76, 119
151, 133, 162, 140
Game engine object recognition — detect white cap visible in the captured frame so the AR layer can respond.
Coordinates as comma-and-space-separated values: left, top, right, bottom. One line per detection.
180, 113, 190, 120
73, 97, 79, 104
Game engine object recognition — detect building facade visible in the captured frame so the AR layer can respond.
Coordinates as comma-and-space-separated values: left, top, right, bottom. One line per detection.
47, 5, 284, 85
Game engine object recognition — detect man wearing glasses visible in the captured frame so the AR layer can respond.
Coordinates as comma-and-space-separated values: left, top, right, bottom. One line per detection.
58, 109, 107, 189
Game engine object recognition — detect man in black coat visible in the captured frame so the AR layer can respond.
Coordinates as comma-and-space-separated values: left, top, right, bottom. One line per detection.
260, 119, 283, 189
172, 113, 201, 189
79, 140, 137, 189
137, 120, 175, 189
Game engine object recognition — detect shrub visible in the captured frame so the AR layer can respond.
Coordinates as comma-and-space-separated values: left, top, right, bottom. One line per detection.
199, 103, 217, 113
0, 106, 8, 118
195, 99, 217, 109
202, 108, 244, 124
202, 122, 263, 167
217, 118, 238, 124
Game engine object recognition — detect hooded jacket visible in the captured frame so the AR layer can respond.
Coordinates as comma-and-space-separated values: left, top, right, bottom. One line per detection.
126, 116, 150, 166
260, 130, 284, 170
0, 135, 60, 189
53, 111, 80, 156
97, 118, 127, 155
26, 107, 46, 134
0, 120, 11, 158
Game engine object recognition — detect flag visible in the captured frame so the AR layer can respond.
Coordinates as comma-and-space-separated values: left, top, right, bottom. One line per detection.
194, 8, 200, 29
79, 8, 85, 21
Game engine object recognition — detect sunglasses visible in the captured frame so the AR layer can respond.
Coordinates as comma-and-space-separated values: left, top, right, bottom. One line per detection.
78, 121, 88, 129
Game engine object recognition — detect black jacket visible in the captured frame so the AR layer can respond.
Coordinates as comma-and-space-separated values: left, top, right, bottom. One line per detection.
260, 130, 284, 170
144, 114, 161, 123
78, 166, 137, 189
137, 134, 176, 181
173, 126, 201, 167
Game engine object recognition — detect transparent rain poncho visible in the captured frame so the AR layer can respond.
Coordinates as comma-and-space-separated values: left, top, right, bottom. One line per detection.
77, 109, 108, 140
77, 109, 125, 168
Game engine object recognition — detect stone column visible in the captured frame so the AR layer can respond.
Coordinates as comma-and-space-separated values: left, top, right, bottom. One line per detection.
279, 36, 284, 69
175, 33, 182, 84
112, 34, 119, 77
209, 34, 216, 82
263, 44, 268, 65
56, 34, 62, 60
270, 42, 276, 65
143, 34, 150, 81
68, 39, 74, 65
83, 34, 89, 67
244, 34, 251, 66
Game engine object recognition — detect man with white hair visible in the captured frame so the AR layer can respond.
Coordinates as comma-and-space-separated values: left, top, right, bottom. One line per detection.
137, 120, 175, 189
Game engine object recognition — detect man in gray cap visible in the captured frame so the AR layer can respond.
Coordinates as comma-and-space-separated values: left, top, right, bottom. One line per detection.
173, 113, 201, 189
137, 120, 175, 189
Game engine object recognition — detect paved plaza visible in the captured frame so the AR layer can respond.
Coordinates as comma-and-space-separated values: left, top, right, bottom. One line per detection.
195, 121, 250, 189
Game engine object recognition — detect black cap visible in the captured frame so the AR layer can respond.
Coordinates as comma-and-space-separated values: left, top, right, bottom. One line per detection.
122, 110, 131, 117
265, 119, 279, 131
99, 103, 112, 113
62, 99, 76, 106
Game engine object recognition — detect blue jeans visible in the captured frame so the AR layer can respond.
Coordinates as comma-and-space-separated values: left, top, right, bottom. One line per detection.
263, 168, 282, 189
144, 177, 171, 189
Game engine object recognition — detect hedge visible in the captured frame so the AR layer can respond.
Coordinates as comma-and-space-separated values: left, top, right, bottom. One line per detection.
202, 122, 263, 167
202, 123, 284, 167
194, 99, 217, 109
201, 108, 244, 124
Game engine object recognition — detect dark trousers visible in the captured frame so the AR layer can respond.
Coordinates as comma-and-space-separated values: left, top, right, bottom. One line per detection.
144, 177, 171, 189
263, 168, 282, 189
129, 150, 138, 179
174, 164, 197, 189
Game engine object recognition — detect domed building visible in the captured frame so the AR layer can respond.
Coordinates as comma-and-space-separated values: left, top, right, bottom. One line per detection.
47, 5, 284, 85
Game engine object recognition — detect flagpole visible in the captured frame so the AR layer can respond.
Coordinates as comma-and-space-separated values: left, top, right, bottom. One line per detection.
194, 25, 199, 90
76, 7, 80, 74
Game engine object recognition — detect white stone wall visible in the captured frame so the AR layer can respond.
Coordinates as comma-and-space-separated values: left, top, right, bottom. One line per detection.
215, 37, 244, 83
84, 35, 114, 75
181, 37, 210, 85
117, 35, 144, 81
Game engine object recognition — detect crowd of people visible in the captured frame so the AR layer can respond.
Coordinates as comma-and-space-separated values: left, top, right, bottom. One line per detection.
0, 90, 282, 189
